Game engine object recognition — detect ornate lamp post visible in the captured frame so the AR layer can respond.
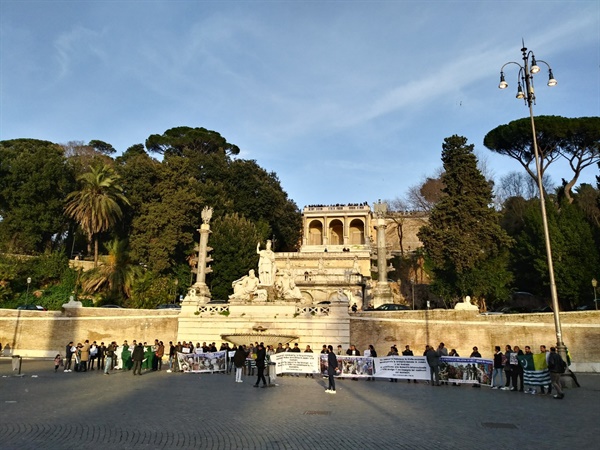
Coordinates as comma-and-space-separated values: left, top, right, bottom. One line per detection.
593, 278, 598, 310
498, 42, 566, 360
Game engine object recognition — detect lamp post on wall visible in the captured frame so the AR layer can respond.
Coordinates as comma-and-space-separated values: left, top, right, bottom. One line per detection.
593, 278, 598, 310
497, 41, 566, 360
410, 276, 415, 310
26, 277, 32, 306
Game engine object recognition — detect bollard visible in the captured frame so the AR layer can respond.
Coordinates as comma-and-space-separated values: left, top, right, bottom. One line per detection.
12, 355, 22, 375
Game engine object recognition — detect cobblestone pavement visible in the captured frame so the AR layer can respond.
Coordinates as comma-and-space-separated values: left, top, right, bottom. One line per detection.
1, 359, 598, 449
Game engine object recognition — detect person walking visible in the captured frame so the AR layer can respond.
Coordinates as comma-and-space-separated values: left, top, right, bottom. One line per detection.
132, 343, 145, 375
253, 343, 268, 388
325, 345, 338, 394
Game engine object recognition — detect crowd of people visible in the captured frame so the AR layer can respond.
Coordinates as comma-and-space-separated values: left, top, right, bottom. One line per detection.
58, 339, 167, 375
52, 338, 573, 400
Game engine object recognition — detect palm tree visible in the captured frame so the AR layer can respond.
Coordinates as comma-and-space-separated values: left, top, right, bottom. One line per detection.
81, 238, 141, 302
65, 164, 129, 267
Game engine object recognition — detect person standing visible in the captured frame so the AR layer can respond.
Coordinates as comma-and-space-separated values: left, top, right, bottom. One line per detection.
492, 346, 504, 389
88, 341, 98, 370
233, 345, 247, 383
470, 347, 482, 358
502, 345, 514, 390
64, 341, 74, 372
548, 347, 565, 399
104, 342, 116, 375
388, 346, 399, 383
511, 346, 524, 392
402, 345, 417, 383
254, 343, 267, 388
325, 345, 338, 394
366, 345, 377, 381
132, 343, 145, 376
97, 342, 106, 371
304, 345, 314, 378
155, 341, 164, 371
425, 345, 441, 386
79, 340, 90, 372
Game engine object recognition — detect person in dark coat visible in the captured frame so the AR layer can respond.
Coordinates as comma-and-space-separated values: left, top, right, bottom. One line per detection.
254, 343, 267, 388
132, 343, 145, 376
425, 345, 441, 386
326, 345, 338, 394
254, 342, 267, 387
233, 346, 247, 383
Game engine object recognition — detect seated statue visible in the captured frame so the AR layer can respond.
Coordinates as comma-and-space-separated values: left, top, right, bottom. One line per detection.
229, 270, 259, 299
277, 270, 303, 300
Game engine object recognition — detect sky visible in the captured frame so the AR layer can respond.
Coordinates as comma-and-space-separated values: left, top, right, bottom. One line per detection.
1, 0, 599, 209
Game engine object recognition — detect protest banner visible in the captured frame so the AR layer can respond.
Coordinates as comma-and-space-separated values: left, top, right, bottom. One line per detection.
272, 352, 320, 374
438, 356, 493, 385
374, 356, 430, 380
177, 351, 227, 373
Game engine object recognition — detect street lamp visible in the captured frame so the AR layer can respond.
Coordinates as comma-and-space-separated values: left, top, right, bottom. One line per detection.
593, 278, 598, 310
26, 277, 32, 306
498, 41, 566, 361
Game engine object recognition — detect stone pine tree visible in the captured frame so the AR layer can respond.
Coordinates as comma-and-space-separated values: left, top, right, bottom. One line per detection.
418, 135, 513, 308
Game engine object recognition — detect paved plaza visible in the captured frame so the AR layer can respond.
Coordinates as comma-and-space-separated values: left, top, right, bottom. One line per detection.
1, 358, 598, 450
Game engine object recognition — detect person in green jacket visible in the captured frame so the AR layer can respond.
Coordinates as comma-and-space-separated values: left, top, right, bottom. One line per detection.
121, 341, 132, 371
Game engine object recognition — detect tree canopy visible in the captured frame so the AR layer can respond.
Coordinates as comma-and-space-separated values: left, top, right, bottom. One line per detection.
0, 139, 75, 253
418, 135, 513, 306
484, 116, 600, 203
145, 126, 240, 157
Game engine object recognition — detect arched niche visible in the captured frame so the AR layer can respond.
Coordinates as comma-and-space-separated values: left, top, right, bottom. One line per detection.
308, 220, 323, 245
349, 218, 365, 245
328, 219, 344, 245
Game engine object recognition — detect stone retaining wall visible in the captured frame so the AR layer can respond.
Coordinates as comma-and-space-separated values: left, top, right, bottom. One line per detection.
0, 308, 179, 358
350, 310, 600, 372
1, 308, 598, 372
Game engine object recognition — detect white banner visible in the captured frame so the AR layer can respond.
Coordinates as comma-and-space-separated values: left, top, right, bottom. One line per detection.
272, 352, 319, 374
374, 356, 430, 380
271, 353, 492, 384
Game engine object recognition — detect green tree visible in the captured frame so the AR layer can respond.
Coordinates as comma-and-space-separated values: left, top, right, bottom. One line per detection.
418, 135, 513, 306
81, 239, 142, 304
509, 197, 599, 309
484, 116, 600, 203
146, 126, 240, 157
0, 139, 75, 253
64, 164, 130, 267
208, 213, 265, 300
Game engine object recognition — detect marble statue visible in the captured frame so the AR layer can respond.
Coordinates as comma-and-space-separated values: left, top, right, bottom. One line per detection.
454, 295, 479, 311
229, 269, 259, 299
278, 270, 302, 300
257, 240, 276, 286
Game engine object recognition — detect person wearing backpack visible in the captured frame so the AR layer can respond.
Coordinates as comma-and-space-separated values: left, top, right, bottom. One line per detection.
548, 347, 565, 399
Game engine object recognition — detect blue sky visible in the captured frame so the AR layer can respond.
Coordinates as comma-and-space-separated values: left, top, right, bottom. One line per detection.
1, 0, 599, 209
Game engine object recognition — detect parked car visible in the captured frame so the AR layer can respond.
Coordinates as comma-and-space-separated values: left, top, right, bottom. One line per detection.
532, 306, 553, 313
374, 303, 410, 311
99, 304, 124, 308
499, 306, 532, 314
156, 304, 181, 309
17, 305, 47, 311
